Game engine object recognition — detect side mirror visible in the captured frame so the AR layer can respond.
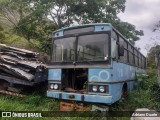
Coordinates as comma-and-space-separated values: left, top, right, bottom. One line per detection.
118, 40, 124, 56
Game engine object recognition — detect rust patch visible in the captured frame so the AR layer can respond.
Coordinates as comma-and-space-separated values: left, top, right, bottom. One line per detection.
60, 101, 75, 111
60, 101, 91, 111
64, 87, 87, 94
75, 103, 90, 111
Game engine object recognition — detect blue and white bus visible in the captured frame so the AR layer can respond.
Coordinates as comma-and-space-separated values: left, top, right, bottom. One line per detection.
47, 23, 146, 111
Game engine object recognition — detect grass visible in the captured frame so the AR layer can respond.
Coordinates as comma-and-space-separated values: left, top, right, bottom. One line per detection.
0, 94, 59, 111
0, 94, 58, 120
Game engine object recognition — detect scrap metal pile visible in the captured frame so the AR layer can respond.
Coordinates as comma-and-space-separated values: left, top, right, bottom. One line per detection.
0, 44, 47, 87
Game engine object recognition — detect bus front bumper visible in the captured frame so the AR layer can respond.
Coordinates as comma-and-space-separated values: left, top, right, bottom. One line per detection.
47, 91, 113, 104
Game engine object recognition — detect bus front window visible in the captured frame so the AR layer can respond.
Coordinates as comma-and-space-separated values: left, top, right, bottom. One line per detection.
53, 37, 76, 62
77, 34, 108, 61
52, 34, 108, 62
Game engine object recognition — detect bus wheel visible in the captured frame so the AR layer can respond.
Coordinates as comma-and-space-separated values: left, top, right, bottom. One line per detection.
121, 83, 127, 98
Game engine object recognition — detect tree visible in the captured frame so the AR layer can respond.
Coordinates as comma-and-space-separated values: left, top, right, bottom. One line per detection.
0, 0, 54, 52
33, 0, 143, 42
0, 0, 31, 28
147, 21, 160, 68
0, 0, 144, 53
147, 45, 160, 68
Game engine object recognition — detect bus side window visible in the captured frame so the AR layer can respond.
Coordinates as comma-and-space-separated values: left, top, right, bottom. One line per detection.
142, 56, 146, 68
111, 30, 118, 59
118, 37, 128, 63
142, 56, 144, 68
128, 44, 134, 65
144, 57, 146, 68
138, 54, 142, 68
111, 30, 118, 41
134, 49, 139, 66
141, 55, 143, 68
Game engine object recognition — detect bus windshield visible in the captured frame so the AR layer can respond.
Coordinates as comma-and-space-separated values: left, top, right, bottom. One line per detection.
53, 34, 108, 62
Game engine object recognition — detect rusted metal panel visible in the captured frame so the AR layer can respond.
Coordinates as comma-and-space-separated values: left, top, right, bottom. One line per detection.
0, 75, 34, 86
0, 63, 34, 81
0, 43, 47, 87
17, 61, 46, 69
0, 43, 39, 56
75, 104, 90, 111
0, 55, 19, 64
64, 87, 87, 94
60, 101, 75, 111
0, 52, 25, 60
60, 101, 90, 111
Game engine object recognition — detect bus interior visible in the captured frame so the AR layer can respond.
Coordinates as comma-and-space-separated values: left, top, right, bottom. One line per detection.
61, 68, 88, 94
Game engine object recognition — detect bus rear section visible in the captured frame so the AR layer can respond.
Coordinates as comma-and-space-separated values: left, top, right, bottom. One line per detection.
47, 23, 146, 111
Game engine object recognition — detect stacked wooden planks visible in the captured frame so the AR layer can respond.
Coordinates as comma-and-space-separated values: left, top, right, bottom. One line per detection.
0, 44, 47, 85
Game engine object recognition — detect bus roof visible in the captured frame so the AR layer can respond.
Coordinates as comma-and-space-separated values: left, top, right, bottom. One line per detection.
53, 23, 112, 33
53, 23, 127, 43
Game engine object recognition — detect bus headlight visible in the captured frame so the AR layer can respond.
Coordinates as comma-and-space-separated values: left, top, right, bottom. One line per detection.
53, 84, 58, 90
92, 86, 98, 92
89, 85, 109, 93
99, 86, 105, 92
49, 83, 59, 90
50, 84, 54, 89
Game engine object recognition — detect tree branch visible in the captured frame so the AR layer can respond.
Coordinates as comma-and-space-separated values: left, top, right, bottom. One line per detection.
49, 9, 58, 27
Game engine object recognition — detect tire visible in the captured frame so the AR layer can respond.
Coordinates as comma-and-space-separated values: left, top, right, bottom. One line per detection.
121, 83, 127, 98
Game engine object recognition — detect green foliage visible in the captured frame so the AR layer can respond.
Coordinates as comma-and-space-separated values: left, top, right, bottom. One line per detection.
0, 0, 31, 27
0, 0, 144, 53
113, 21, 144, 42
0, 0, 38, 50
0, 94, 59, 111
147, 45, 160, 68
32, 0, 143, 42
0, 24, 3, 31
0, 25, 5, 43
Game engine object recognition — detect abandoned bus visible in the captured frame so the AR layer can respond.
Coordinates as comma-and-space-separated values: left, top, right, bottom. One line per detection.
47, 23, 146, 111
